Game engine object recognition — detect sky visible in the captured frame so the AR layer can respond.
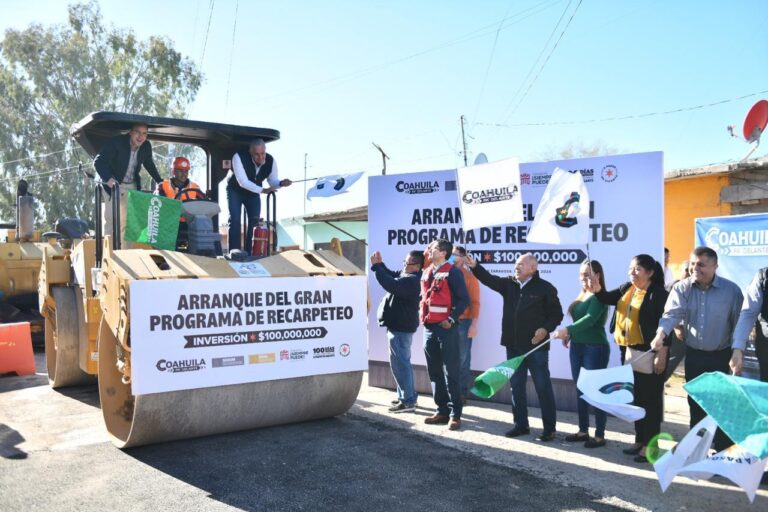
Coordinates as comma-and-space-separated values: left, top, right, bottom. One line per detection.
1, 0, 767, 221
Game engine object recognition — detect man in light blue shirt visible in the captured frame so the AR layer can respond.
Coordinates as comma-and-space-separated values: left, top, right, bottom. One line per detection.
650, 246, 742, 451
731, 267, 768, 381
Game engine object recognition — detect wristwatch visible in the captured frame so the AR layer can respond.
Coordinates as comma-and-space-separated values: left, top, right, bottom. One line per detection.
447, 317, 455, 326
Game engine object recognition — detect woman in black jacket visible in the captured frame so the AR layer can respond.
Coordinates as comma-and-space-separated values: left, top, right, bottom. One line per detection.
593, 254, 669, 463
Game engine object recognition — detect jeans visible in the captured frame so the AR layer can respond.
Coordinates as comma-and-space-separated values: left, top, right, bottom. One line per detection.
388, 330, 417, 406
506, 346, 557, 433
227, 186, 261, 254
569, 343, 609, 438
457, 318, 473, 396
424, 323, 462, 418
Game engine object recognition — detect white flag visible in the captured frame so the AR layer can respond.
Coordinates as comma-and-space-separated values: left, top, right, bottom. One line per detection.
307, 172, 364, 200
653, 415, 718, 491
677, 445, 768, 503
456, 157, 523, 231
577, 364, 646, 423
527, 167, 590, 245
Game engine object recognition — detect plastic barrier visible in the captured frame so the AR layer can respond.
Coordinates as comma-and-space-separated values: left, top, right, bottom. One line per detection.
0, 322, 35, 376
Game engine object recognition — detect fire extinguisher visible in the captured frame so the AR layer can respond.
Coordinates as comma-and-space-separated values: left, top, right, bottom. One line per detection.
251, 219, 270, 257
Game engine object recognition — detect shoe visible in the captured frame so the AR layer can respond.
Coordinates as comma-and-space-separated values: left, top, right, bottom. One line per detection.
424, 414, 450, 425
391, 399, 401, 405
623, 444, 643, 455
633, 454, 649, 463
388, 402, 415, 413
448, 418, 461, 431
565, 432, 589, 442
584, 438, 606, 448
504, 426, 531, 438
537, 431, 556, 442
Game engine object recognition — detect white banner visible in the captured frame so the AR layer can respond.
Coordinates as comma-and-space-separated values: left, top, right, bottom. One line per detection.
130, 276, 368, 395
456, 157, 523, 230
528, 167, 590, 245
368, 152, 664, 379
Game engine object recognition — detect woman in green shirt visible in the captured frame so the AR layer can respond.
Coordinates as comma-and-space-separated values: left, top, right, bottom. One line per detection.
553, 260, 610, 448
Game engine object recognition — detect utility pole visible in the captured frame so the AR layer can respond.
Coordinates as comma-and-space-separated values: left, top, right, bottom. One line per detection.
303, 153, 308, 250
460, 115, 468, 166
372, 142, 389, 175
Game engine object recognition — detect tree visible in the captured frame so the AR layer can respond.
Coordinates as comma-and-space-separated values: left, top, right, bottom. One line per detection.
536, 140, 625, 162
0, 1, 203, 229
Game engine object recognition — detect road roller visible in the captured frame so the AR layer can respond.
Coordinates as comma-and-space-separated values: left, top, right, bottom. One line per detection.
38, 112, 368, 448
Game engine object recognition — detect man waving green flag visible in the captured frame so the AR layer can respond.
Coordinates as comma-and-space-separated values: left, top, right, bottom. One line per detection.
124, 190, 182, 250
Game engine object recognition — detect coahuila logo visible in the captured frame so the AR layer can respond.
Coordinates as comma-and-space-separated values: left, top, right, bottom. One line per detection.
156, 358, 206, 373
704, 226, 768, 256
462, 185, 519, 205
146, 196, 164, 244
395, 180, 439, 194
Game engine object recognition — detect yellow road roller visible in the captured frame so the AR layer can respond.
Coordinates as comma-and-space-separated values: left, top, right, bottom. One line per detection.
39, 112, 368, 448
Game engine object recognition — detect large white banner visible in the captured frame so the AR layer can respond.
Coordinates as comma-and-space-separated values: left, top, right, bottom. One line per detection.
368, 152, 664, 380
130, 276, 368, 395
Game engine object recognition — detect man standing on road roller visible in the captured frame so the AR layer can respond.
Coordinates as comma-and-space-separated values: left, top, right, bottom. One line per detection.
94, 122, 163, 248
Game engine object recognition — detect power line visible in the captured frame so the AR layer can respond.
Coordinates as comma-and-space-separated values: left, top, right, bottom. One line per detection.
224, 0, 239, 112
199, 0, 216, 69
501, 0, 583, 124
499, 0, 573, 123
477, 89, 768, 128
0, 148, 72, 167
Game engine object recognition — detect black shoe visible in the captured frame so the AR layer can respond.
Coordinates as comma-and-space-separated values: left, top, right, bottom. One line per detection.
537, 431, 556, 442
633, 454, 649, 463
565, 432, 589, 442
584, 438, 606, 448
388, 402, 415, 413
391, 399, 401, 405
623, 445, 643, 455
504, 426, 530, 438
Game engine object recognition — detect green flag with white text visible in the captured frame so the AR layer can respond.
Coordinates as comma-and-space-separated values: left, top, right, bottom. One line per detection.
124, 190, 182, 250
470, 354, 525, 399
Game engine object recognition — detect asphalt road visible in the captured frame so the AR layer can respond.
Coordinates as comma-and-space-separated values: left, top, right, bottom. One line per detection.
1, 353, 766, 511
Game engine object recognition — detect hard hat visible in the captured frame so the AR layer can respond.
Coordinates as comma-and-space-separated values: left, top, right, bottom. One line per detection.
172, 156, 191, 171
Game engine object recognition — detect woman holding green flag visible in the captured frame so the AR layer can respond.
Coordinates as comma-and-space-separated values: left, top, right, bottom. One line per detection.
552, 260, 610, 448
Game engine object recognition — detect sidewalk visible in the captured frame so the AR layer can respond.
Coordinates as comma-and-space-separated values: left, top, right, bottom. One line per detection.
350, 372, 767, 511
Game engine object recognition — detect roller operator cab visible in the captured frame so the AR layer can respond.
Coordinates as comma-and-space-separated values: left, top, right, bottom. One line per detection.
38, 112, 368, 448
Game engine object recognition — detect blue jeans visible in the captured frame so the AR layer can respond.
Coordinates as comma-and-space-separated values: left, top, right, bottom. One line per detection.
457, 319, 473, 396
227, 186, 261, 254
388, 330, 417, 406
506, 346, 556, 433
424, 324, 462, 418
569, 343, 609, 438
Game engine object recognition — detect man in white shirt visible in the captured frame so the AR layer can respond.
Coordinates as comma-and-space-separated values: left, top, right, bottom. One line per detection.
227, 139, 291, 254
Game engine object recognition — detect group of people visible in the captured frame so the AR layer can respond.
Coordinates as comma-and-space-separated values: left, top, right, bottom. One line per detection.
371, 239, 768, 464
94, 123, 291, 252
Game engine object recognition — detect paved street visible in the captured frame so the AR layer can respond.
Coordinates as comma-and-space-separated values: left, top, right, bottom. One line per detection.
1, 353, 766, 511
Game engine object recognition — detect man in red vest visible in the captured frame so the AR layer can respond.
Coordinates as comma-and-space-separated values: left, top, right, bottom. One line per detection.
421, 238, 469, 431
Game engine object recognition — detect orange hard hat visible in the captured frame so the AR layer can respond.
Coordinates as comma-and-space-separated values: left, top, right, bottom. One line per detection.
172, 156, 191, 171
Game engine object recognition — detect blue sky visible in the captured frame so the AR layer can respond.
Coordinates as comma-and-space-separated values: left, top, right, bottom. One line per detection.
2, 0, 767, 219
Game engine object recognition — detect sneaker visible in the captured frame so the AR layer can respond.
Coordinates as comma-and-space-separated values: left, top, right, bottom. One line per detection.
391, 399, 401, 405
388, 402, 415, 413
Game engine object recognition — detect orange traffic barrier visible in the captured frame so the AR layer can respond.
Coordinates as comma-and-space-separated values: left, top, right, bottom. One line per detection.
0, 322, 35, 376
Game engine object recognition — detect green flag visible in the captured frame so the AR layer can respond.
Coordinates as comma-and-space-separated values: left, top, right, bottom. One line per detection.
470, 354, 525, 399
684, 372, 768, 459
124, 190, 182, 250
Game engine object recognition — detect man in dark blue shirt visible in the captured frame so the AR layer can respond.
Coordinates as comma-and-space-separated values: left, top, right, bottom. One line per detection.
371, 249, 424, 413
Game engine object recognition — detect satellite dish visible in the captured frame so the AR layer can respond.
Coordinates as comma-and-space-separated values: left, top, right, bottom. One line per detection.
743, 99, 768, 143
473, 153, 488, 165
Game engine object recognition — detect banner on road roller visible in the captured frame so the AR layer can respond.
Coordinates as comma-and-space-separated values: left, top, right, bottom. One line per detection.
130, 275, 368, 395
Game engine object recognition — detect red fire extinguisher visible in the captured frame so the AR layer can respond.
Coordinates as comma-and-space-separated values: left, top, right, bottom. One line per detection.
252, 219, 270, 257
